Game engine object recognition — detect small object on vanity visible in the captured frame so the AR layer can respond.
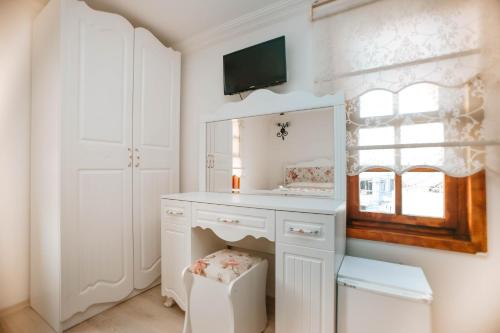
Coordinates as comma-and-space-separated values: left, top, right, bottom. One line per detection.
337, 256, 433, 333
182, 249, 268, 333
276, 121, 289, 140
232, 174, 240, 192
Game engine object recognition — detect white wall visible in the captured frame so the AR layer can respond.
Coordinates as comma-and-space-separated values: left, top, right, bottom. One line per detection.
179, 5, 500, 333
239, 116, 270, 191
0, 0, 43, 311
265, 109, 333, 189
180, 9, 314, 192
236, 109, 333, 191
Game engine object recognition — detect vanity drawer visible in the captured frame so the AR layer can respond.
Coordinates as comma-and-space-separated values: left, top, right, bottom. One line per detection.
192, 203, 275, 242
276, 211, 335, 251
162, 199, 191, 225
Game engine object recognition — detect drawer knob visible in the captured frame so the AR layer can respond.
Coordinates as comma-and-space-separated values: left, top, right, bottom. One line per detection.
166, 209, 184, 216
217, 217, 240, 224
288, 227, 320, 236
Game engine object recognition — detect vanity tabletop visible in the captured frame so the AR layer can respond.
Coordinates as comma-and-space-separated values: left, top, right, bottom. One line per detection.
161, 192, 344, 215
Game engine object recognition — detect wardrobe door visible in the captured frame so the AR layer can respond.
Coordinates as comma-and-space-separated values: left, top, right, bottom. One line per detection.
207, 121, 233, 193
61, 1, 135, 320
132, 28, 181, 289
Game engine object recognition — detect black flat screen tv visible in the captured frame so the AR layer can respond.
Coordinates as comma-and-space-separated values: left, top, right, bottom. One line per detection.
223, 36, 287, 95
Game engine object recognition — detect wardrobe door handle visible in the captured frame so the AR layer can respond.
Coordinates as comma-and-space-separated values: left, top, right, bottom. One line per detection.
134, 148, 140, 167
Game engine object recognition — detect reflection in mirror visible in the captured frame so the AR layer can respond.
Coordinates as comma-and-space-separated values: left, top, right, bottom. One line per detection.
206, 108, 334, 197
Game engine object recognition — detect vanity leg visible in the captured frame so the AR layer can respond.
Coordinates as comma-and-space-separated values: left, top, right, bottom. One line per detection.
164, 297, 175, 308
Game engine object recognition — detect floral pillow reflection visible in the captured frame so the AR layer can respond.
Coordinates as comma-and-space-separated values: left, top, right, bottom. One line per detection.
285, 166, 333, 185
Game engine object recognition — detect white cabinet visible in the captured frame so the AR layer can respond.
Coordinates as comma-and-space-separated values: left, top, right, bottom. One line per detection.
276, 211, 336, 251
161, 193, 345, 333
162, 222, 190, 309
276, 243, 336, 333
133, 27, 181, 290
31, 0, 180, 331
275, 211, 339, 333
191, 202, 276, 242
161, 200, 191, 310
60, 0, 135, 320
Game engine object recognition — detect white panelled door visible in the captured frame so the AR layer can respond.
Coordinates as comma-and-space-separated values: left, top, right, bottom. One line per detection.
207, 121, 233, 192
276, 243, 336, 333
163, 223, 189, 309
61, 1, 135, 320
132, 28, 181, 289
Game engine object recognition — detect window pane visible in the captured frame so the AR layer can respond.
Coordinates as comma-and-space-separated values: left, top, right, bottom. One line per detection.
359, 127, 395, 166
360, 90, 394, 118
359, 172, 395, 214
402, 172, 444, 218
401, 122, 444, 144
399, 83, 439, 114
401, 123, 444, 166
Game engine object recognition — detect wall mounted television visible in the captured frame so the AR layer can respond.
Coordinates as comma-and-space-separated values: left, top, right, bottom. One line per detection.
223, 36, 287, 95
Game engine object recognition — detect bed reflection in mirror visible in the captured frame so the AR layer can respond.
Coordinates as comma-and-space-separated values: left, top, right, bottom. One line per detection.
205, 108, 334, 197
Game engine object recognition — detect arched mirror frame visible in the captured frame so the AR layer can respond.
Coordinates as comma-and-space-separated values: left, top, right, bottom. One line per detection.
198, 89, 347, 201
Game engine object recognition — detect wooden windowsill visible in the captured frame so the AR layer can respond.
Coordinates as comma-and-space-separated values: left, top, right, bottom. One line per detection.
347, 223, 484, 254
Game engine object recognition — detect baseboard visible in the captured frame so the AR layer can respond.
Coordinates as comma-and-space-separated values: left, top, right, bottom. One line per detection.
0, 300, 30, 318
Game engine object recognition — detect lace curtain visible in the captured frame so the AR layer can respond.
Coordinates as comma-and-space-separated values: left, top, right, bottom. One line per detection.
313, 0, 500, 177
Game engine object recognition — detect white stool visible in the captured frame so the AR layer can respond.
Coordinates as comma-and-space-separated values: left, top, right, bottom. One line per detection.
182, 249, 268, 333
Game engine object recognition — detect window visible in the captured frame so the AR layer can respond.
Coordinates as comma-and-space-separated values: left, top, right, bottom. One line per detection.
360, 90, 393, 117
359, 127, 395, 166
399, 83, 439, 114
359, 171, 395, 214
351, 167, 446, 225
348, 167, 486, 254
402, 171, 444, 218
347, 82, 487, 254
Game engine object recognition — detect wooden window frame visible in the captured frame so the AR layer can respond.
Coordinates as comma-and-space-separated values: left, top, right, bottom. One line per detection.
347, 168, 487, 254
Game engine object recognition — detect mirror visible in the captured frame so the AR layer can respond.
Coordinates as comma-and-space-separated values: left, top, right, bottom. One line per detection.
206, 108, 334, 197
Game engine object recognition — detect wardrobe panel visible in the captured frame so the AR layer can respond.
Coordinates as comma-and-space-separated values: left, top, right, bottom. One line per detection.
140, 47, 172, 148
79, 23, 127, 143
61, 0, 135, 321
138, 170, 171, 269
132, 27, 180, 289
78, 170, 127, 292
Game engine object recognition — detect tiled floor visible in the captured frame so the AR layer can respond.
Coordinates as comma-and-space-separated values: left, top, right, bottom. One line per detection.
0, 286, 274, 333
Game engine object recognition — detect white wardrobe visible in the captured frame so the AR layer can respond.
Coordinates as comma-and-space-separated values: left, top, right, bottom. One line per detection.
30, 0, 180, 331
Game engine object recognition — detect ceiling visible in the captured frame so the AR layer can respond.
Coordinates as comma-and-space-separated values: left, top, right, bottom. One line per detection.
78, 0, 288, 45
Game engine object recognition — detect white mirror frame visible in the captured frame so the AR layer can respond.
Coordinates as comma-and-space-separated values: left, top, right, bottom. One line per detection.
198, 89, 347, 201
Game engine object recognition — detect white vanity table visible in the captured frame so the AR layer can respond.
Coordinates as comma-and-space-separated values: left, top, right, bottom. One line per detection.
161, 90, 346, 333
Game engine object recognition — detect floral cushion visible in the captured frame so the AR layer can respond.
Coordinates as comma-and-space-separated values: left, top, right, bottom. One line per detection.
285, 166, 333, 185
189, 249, 262, 284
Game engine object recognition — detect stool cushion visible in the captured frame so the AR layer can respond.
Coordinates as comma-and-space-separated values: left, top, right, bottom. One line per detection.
190, 249, 262, 284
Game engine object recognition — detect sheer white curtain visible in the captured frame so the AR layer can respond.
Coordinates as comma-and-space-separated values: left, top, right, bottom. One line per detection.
313, 0, 500, 177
